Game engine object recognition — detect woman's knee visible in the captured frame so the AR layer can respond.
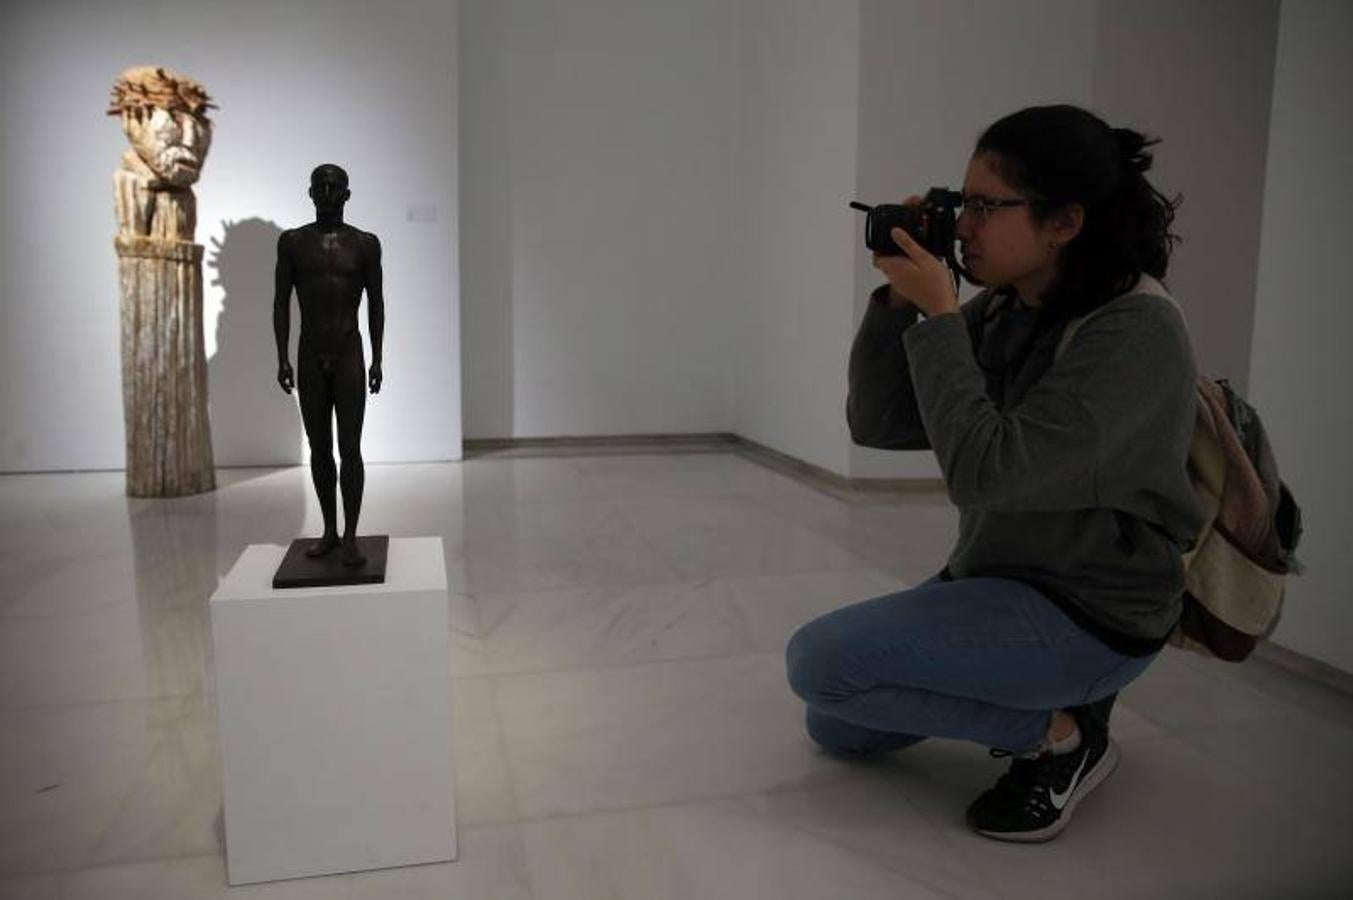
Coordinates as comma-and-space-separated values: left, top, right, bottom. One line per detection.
804, 706, 865, 755
785, 624, 811, 699
785, 618, 833, 702
785, 600, 891, 702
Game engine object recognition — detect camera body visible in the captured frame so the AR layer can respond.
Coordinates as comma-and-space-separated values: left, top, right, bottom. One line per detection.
851, 188, 963, 259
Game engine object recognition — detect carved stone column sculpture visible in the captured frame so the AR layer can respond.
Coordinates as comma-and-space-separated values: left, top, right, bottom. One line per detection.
107, 66, 217, 496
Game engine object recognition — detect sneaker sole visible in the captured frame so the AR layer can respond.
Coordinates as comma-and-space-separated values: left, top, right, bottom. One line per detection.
974, 737, 1121, 844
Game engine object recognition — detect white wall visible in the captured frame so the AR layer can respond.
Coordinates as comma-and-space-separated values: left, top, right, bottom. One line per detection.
1091, 0, 1280, 401
0, 0, 462, 470
729, 0, 862, 476
458, 0, 740, 439
457, 0, 1280, 481
1249, 0, 1353, 673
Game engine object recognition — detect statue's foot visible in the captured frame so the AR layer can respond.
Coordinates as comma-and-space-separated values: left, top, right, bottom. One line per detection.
341, 536, 367, 568
305, 534, 341, 558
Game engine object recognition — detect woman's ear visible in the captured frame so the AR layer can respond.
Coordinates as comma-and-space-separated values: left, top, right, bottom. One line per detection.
1055, 203, 1085, 244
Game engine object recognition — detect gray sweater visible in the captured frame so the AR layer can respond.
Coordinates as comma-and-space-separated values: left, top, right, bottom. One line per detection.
847, 279, 1208, 656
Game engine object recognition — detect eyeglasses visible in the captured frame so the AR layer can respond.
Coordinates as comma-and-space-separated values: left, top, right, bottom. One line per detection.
959, 194, 1030, 222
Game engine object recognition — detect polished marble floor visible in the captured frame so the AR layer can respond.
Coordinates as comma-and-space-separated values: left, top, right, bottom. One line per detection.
1, 452, 1350, 899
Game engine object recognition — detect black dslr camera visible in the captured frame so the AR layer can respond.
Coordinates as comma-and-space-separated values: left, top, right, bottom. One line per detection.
849, 188, 974, 286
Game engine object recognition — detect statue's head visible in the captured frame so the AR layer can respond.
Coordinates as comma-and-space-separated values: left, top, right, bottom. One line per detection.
108, 66, 215, 186
309, 164, 351, 215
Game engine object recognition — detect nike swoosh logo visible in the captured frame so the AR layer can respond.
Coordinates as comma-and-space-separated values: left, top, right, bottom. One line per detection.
1050, 753, 1090, 811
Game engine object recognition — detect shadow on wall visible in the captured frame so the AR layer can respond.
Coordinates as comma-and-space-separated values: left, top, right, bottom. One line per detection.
208, 218, 304, 466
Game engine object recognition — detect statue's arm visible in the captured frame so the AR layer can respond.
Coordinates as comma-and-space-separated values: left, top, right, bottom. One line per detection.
365, 234, 385, 367
274, 232, 295, 393
363, 234, 384, 394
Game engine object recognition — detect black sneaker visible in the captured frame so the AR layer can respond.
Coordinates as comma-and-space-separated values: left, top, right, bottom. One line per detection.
965, 703, 1120, 843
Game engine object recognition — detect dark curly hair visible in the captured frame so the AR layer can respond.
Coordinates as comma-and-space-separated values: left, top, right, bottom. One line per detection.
973, 104, 1183, 333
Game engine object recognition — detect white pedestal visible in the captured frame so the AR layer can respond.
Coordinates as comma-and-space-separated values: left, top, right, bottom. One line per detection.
210, 537, 457, 886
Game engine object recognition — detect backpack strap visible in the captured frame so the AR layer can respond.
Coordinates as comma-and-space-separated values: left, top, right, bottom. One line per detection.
1053, 273, 1185, 362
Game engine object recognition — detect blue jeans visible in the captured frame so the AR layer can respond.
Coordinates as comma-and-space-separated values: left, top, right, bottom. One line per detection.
785, 573, 1159, 756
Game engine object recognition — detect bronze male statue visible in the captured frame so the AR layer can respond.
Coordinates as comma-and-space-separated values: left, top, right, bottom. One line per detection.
274, 164, 384, 567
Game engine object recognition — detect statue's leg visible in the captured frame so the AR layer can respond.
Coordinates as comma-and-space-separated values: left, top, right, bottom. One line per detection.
335, 340, 368, 567
298, 351, 340, 556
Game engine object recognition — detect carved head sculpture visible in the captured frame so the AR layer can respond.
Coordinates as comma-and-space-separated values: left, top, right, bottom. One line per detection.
108, 66, 216, 186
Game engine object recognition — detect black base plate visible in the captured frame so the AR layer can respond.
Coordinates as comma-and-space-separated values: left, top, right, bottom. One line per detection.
272, 535, 390, 589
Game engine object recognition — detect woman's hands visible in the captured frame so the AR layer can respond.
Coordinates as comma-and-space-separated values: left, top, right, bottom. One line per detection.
871, 195, 960, 319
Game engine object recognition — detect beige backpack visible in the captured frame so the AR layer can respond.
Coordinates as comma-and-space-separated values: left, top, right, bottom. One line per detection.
1054, 274, 1305, 661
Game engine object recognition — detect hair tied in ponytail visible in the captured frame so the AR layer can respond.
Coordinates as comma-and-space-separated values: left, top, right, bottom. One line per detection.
1113, 126, 1154, 175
